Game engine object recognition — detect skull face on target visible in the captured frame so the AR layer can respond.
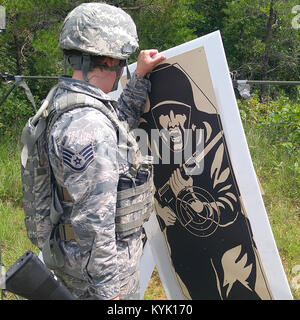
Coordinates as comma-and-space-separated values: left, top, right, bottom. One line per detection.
151, 101, 191, 153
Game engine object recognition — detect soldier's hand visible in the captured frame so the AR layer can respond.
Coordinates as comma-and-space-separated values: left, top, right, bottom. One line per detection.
135, 49, 166, 78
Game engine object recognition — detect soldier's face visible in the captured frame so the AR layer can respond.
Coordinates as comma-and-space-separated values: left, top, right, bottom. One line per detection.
93, 58, 124, 93
159, 110, 187, 151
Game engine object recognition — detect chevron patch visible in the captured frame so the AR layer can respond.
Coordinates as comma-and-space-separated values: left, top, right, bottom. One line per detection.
62, 143, 95, 172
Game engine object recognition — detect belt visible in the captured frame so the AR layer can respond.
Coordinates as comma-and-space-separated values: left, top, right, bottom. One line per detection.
58, 223, 76, 242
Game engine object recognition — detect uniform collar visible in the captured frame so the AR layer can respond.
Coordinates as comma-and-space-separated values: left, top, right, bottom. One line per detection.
58, 75, 115, 103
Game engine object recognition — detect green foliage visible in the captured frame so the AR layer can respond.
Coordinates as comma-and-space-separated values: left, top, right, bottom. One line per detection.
143, 268, 167, 300
0, 86, 36, 136
243, 122, 300, 298
1, 0, 300, 133
188, 0, 228, 36
238, 95, 300, 198
131, 0, 198, 54
0, 134, 23, 204
0, 200, 38, 258
239, 99, 299, 299
31, 24, 64, 76
239, 94, 300, 150
222, 0, 300, 83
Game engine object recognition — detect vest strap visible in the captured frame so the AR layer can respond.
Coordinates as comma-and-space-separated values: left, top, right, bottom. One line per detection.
116, 193, 153, 217
117, 179, 152, 200
115, 209, 152, 233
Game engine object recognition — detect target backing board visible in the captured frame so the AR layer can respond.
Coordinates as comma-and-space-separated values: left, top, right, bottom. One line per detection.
116, 31, 292, 300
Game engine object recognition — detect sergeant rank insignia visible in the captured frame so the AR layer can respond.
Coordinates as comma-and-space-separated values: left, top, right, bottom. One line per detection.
62, 143, 95, 172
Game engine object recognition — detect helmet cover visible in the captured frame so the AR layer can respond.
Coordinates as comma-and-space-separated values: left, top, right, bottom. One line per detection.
59, 2, 139, 59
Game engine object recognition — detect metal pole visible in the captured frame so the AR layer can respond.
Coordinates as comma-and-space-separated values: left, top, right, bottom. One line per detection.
0, 82, 17, 106
19, 75, 59, 80
237, 80, 300, 86
0, 75, 59, 107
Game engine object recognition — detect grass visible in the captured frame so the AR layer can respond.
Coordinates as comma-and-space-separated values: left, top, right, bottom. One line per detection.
0, 137, 32, 264
0, 137, 23, 206
143, 268, 167, 300
243, 123, 300, 299
0, 101, 299, 300
0, 201, 38, 263
0, 137, 38, 299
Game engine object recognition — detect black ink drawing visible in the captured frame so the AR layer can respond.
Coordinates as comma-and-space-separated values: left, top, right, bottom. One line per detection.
139, 57, 273, 300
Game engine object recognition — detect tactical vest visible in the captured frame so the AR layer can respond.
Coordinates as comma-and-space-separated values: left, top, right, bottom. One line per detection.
21, 78, 153, 269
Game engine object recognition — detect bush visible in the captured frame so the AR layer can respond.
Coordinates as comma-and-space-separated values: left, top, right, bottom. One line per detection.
238, 94, 300, 181
0, 86, 37, 137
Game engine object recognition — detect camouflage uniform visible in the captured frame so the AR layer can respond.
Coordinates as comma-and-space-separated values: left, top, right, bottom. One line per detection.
47, 72, 152, 300
46, 2, 153, 300
20, 2, 154, 300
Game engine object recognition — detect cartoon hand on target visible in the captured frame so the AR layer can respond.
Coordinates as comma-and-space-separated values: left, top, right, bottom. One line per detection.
154, 198, 177, 226
169, 168, 193, 197
169, 168, 204, 214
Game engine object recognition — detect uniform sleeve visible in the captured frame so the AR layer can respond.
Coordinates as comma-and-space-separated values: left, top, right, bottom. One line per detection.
117, 71, 151, 129
49, 107, 120, 300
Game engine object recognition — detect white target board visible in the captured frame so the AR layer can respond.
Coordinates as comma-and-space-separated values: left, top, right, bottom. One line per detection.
113, 31, 292, 300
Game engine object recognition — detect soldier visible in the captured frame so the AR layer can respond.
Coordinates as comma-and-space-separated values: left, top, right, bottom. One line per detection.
43, 2, 165, 300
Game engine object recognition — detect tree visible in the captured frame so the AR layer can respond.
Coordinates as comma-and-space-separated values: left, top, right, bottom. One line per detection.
0, 0, 198, 78
1, 0, 299, 134
129, 0, 198, 56
187, 0, 229, 37
221, 0, 300, 99
0, 0, 199, 133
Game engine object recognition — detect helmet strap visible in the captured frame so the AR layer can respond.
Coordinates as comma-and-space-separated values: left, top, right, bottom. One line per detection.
65, 53, 129, 90
94, 59, 129, 92
65, 53, 94, 82
111, 66, 122, 91
126, 60, 131, 80
81, 54, 93, 82
63, 55, 67, 75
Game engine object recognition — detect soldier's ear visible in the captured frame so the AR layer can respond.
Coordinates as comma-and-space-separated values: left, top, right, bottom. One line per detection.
102, 57, 119, 68
93, 56, 113, 68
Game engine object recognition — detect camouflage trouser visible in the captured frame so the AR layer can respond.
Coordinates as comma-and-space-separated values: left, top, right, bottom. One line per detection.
54, 231, 143, 300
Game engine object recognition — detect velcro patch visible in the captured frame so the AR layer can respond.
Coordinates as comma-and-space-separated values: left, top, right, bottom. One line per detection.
62, 143, 94, 172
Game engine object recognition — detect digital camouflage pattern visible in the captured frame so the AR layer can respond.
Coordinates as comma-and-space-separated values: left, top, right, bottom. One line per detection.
45, 72, 152, 300
59, 2, 139, 59
20, 1, 153, 300
54, 231, 143, 299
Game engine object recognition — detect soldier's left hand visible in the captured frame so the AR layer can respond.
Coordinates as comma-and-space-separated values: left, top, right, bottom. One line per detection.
135, 49, 166, 78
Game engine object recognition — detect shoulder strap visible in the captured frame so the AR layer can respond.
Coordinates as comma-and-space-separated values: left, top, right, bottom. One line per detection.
45, 88, 137, 150
20, 85, 59, 169
46, 89, 117, 138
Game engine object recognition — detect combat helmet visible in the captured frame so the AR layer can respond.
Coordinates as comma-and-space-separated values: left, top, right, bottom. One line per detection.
59, 2, 139, 88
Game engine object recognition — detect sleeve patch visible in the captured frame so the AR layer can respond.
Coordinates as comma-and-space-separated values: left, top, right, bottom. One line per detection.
62, 143, 95, 172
